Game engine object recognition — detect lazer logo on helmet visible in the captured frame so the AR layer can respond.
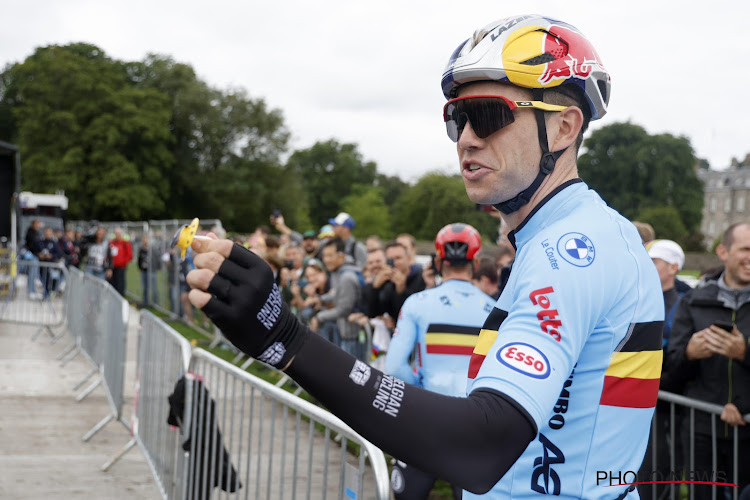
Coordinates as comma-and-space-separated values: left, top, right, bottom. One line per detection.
489, 15, 533, 42
538, 24, 603, 85
496, 342, 550, 379
529, 286, 562, 341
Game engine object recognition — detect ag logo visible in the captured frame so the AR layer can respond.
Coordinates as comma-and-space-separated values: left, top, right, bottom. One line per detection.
496, 342, 551, 379
557, 232, 595, 267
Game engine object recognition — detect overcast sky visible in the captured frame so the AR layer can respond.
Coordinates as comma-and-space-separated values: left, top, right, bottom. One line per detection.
2, 1, 747, 182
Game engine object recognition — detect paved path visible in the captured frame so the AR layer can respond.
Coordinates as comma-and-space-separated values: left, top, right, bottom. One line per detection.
0, 304, 159, 499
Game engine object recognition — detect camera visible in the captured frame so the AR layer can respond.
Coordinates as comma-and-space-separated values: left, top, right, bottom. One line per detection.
284, 259, 295, 270
386, 258, 394, 267
272, 209, 282, 219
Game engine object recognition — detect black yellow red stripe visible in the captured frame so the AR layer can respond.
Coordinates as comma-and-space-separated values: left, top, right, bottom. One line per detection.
600, 321, 663, 408
425, 324, 480, 356
467, 308, 508, 379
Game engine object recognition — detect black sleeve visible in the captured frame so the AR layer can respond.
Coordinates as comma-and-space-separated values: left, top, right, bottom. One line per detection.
287, 331, 537, 494
664, 296, 699, 389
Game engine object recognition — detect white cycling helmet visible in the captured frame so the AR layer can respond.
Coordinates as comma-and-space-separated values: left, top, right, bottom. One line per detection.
442, 14, 610, 121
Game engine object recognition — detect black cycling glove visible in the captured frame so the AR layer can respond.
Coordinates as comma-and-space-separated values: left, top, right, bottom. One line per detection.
200, 243, 307, 369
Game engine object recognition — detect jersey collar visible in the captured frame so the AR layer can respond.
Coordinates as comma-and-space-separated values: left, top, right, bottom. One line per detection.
507, 179, 585, 251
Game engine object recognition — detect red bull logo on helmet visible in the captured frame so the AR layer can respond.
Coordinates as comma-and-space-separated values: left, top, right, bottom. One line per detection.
538, 24, 604, 86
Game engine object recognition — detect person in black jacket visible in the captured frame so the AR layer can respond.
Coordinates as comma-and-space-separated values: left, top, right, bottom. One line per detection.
665, 223, 750, 498
367, 242, 425, 320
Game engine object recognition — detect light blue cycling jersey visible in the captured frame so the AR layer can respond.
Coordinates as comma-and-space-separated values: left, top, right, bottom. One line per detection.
465, 180, 664, 499
385, 279, 495, 398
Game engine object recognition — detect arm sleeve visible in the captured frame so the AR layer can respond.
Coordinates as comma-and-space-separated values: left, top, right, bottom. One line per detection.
287, 331, 536, 494
384, 298, 419, 385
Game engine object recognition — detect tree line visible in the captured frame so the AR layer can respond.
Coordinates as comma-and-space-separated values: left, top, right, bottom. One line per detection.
0, 43, 705, 248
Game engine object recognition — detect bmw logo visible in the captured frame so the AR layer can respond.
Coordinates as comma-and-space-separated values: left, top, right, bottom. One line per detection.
557, 232, 595, 267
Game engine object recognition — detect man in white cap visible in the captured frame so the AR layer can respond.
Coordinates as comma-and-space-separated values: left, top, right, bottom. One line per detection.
329, 212, 367, 271
647, 239, 686, 339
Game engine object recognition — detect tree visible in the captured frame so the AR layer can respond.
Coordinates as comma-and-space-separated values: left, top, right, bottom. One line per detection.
340, 185, 391, 238
635, 206, 688, 242
285, 140, 377, 225
578, 122, 703, 235
391, 173, 499, 241
1, 44, 173, 220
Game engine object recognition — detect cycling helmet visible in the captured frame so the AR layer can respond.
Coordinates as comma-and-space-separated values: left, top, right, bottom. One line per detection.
435, 223, 482, 262
441, 14, 610, 120
441, 15, 611, 215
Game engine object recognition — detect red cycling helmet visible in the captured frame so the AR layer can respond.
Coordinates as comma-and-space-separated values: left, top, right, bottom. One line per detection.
435, 223, 482, 262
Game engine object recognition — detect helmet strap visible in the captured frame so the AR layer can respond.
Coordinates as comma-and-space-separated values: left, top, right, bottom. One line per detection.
494, 88, 567, 215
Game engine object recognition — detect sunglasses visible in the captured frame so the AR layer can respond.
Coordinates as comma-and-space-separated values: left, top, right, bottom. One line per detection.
443, 95, 568, 142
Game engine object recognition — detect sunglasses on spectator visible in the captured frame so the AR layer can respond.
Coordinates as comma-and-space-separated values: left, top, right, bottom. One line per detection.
443, 95, 568, 142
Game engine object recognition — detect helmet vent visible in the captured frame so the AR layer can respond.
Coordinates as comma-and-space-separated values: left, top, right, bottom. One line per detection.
520, 53, 556, 66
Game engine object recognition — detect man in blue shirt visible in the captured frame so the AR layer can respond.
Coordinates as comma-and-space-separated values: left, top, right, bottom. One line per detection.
187, 14, 663, 498
386, 223, 495, 498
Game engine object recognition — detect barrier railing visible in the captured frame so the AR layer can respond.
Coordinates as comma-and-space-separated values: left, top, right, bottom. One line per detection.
0, 256, 68, 340
104, 310, 193, 497
642, 390, 750, 500
186, 348, 391, 500
58, 266, 130, 442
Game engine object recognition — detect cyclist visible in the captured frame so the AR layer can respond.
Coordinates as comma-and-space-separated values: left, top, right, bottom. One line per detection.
386, 223, 495, 499
187, 14, 664, 498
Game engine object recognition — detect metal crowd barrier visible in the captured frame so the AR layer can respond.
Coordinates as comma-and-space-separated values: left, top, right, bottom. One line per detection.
0, 256, 68, 340
57, 266, 130, 442
186, 348, 391, 500
643, 390, 750, 500
104, 310, 193, 496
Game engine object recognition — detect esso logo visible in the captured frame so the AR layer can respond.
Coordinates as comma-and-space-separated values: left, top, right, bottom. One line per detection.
496, 342, 551, 379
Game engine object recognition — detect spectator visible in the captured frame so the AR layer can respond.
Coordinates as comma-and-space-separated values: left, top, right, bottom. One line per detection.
640, 239, 687, 499
368, 241, 426, 319
109, 227, 133, 297
386, 223, 494, 499
60, 228, 80, 268
366, 235, 384, 252
396, 233, 420, 268
138, 234, 160, 307
310, 238, 365, 360
294, 258, 329, 325
328, 212, 367, 270
84, 227, 112, 281
632, 220, 656, 245
22, 219, 43, 298
37, 226, 63, 297
300, 229, 321, 261
24, 219, 43, 257
473, 256, 500, 300
666, 223, 750, 498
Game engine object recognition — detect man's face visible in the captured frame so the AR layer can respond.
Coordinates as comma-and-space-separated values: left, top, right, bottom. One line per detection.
286, 246, 303, 268
651, 258, 678, 291
366, 249, 386, 276
114, 229, 123, 240
43, 228, 54, 239
386, 246, 409, 274
321, 245, 345, 272
333, 225, 348, 238
718, 225, 750, 288
455, 82, 542, 205
302, 237, 318, 255
396, 236, 415, 261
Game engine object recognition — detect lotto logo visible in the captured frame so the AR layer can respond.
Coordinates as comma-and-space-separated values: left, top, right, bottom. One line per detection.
497, 342, 551, 379
529, 286, 562, 342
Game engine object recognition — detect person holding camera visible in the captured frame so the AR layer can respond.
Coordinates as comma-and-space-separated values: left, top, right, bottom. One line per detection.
666, 223, 750, 497
367, 241, 426, 320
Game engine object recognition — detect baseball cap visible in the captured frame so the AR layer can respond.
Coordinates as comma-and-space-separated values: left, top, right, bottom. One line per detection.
318, 225, 335, 239
328, 212, 355, 230
306, 258, 325, 272
646, 239, 685, 270
302, 229, 317, 239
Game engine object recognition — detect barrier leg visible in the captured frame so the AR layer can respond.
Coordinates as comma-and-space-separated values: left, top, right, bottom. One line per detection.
101, 437, 137, 471
31, 325, 54, 342
60, 345, 81, 367
73, 368, 98, 391
76, 378, 102, 402
56, 341, 77, 361
48, 326, 68, 345
83, 413, 114, 442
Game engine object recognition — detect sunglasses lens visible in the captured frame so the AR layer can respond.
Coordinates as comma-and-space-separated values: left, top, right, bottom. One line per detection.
444, 98, 515, 142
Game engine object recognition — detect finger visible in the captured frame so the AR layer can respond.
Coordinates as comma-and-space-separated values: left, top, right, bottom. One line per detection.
217, 256, 254, 284
206, 274, 233, 302
193, 251, 226, 274
227, 242, 266, 269
201, 295, 235, 321
206, 232, 218, 240
187, 268, 215, 291
188, 288, 212, 309
192, 238, 233, 258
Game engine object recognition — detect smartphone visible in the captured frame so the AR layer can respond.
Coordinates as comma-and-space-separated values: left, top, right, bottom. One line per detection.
386, 258, 394, 267
272, 208, 282, 219
712, 320, 734, 331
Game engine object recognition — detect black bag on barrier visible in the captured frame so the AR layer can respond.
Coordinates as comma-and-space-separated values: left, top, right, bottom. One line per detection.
167, 375, 241, 499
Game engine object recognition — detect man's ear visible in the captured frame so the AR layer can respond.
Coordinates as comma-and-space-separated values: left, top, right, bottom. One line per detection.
716, 243, 729, 263
550, 106, 584, 153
